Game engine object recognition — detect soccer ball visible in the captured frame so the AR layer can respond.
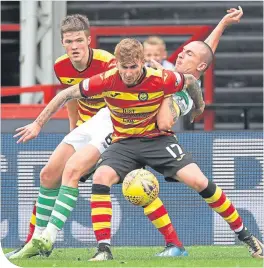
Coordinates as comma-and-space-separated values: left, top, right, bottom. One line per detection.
122, 169, 159, 207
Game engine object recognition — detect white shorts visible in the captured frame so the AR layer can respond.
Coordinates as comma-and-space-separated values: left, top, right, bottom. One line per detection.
174, 89, 194, 116
62, 107, 113, 153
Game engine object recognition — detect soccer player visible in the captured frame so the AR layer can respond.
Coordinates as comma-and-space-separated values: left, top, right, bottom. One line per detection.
6, 14, 116, 259
13, 37, 202, 260
156, 6, 244, 127
10, 7, 247, 260
17, 38, 263, 261
8, 13, 187, 260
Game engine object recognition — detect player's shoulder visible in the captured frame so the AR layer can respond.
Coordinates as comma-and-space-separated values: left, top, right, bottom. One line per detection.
92, 49, 115, 63
104, 67, 119, 79
54, 54, 70, 65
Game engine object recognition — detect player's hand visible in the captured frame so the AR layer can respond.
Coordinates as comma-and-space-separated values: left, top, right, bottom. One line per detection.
149, 59, 165, 70
13, 121, 42, 143
222, 6, 243, 27
190, 103, 205, 123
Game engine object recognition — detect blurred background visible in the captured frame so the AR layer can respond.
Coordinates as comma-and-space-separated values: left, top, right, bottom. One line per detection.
1, 1, 263, 131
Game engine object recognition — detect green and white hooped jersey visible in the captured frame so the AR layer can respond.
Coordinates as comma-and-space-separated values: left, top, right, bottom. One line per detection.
173, 80, 201, 116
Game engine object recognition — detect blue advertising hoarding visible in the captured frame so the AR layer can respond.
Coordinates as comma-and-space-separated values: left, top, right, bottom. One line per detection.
1, 132, 263, 248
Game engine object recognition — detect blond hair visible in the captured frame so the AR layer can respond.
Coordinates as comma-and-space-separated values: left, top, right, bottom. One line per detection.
143, 36, 166, 50
114, 38, 144, 63
60, 14, 90, 39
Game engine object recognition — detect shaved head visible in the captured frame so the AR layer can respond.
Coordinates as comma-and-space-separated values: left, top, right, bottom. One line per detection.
192, 41, 214, 71
175, 41, 214, 78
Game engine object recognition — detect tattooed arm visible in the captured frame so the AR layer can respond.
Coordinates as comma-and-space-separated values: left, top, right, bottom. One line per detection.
14, 84, 82, 143
157, 96, 180, 131
183, 74, 204, 110
183, 74, 205, 122
35, 85, 81, 127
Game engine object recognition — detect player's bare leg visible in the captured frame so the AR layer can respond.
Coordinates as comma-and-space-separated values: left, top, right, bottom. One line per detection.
8, 143, 75, 259
32, 165, 118, 260
63, 144, 101, 188
34, 144, 101, 252
176, 163, 264, 259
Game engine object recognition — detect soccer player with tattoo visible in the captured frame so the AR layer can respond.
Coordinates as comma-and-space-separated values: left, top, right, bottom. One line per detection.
8, 14, 185, 260
10, 7, 254, 261
156, 6, 244, 127
15, 37, 263, 261
6, 14, 116, 259
14, 38, 201, 260
8, 13, 189, 259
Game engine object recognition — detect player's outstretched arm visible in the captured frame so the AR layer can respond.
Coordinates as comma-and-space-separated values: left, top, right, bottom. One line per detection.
205, 6, 243, 53
14, 84, 82, 143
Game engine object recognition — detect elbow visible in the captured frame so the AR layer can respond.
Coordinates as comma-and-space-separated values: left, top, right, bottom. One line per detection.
158, 120, 174, 132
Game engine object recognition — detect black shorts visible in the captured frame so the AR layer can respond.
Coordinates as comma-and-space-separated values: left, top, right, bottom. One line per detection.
97, 135, 194, 183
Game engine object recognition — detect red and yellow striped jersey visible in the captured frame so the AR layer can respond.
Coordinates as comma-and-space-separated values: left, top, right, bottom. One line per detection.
80, 67, 184, 142
54, 48, 116, 126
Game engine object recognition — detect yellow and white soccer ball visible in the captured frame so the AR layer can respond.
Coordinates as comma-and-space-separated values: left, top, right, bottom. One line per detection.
122, 169, 159, 207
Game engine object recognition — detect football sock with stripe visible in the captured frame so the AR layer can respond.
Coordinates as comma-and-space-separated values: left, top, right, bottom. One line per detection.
90, 184, 112, 246
199, 181, 243, 232
144, 197, 183, 247
25, 201, 37, 243
44, 185, 79, 243
35, 186, 60, 238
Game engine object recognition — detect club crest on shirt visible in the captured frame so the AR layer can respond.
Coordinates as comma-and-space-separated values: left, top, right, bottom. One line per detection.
138, 92, 148, 101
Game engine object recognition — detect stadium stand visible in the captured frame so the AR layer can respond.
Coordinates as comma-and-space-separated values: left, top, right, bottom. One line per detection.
68, 1, 263, 129
1, 1, 20, 103
1, 1, 263, 128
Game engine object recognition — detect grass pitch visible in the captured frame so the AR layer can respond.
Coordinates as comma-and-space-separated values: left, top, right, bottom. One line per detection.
4, 246, 264, 267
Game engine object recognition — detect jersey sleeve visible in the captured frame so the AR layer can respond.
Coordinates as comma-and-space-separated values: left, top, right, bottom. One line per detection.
162, 69, 185, 97
105, 58, 117, 70
79, 73, 106, 98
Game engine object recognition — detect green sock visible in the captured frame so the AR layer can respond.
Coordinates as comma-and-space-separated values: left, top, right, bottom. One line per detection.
36, 185, 60, 230
49, 185, 79, 230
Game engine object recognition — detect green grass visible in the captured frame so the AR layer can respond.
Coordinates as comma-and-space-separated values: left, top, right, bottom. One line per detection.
4, 246, 264, 267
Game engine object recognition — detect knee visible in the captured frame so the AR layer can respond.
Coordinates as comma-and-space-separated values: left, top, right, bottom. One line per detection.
40, 166, 54, 187
93, 166, 118, 186
63, 162, 82, 184
192, 177, 208, 192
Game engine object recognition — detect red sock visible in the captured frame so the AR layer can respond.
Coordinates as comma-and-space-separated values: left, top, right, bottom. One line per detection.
200, 182, 243, 232
25, 203, 36, 243
144, 198, 182, 247
90, 193, 112, 244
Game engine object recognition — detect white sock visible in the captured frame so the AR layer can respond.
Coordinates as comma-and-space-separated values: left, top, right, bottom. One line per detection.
44, 222, 60, 244
32, 226, 45, 239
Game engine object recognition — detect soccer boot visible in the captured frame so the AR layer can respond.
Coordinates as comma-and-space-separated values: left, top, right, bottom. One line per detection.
89, 243, 113, 261
5, 244, 25, 259
8, 240, 40, 259
32, 233, 53, 257
237, 227, 264, 258
239, 234, 264, 259
156, 243, 188, 257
